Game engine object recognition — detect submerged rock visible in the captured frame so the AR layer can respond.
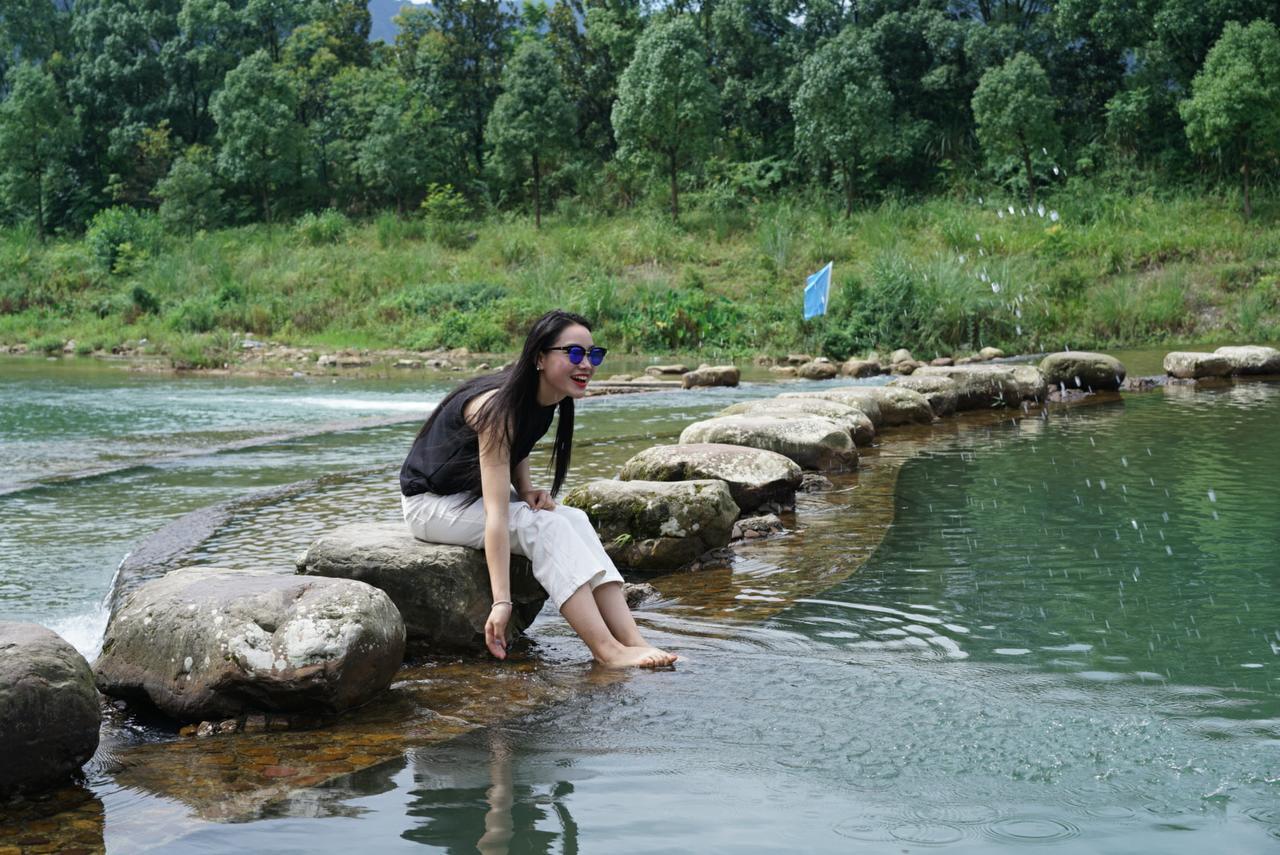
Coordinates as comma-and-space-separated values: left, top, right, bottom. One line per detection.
1213, 346, 1280, 375
563, 479, 739, 570
1164, 351, 1233, 380
682, 364, 740, 388
1121, 375, 1166, 392
888, 375, 960, 417
618, 443, 801, 513
679, 414, 858, 471
731, 513, 785, 540
94, 568, 404, 722
1039, 351, 1126, 391
717, 397, 875, 446
297, 523, 548, 653
0, 623, 100, 796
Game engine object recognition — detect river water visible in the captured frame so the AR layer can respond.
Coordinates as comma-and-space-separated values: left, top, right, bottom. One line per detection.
2, 353, 1278, 852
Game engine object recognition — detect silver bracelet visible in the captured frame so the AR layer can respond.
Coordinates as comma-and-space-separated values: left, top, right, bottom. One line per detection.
491, 600, 513, 609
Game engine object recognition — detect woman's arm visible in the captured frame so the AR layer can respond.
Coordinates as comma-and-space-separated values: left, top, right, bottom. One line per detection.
513, 457, 555, 511
470, 393, 516, 660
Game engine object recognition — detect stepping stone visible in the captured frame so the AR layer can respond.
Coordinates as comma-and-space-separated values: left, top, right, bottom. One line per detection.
1039, 351, 1126, 391
618, 443, 801, 513
679, 414, 857, 471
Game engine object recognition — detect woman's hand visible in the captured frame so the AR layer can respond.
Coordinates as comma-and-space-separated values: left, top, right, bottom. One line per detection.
520, 489, 555, 511
485, 602, 512, 659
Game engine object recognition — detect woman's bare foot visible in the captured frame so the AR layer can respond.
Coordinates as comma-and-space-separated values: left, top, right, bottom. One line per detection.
596, 645, 677, 668
637, 645, 678, 666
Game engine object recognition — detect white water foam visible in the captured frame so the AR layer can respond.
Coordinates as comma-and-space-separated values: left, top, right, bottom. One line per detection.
264, 396, 438, 414
48, 602, 110, 661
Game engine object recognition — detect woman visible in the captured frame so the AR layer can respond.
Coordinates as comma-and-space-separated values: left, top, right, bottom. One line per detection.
400, 310, 677, 668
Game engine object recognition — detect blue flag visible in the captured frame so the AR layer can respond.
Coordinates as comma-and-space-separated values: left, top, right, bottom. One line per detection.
804, 262, 832, 320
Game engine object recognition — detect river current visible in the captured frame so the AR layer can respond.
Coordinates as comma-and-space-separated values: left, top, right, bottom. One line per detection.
2, 353, 1278, 852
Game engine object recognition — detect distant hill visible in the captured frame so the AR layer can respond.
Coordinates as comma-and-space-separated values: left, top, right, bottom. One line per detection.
368, 0, 418, 44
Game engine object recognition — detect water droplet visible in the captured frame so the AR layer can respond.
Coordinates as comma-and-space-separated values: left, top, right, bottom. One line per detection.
991, 282, 1001, 293
975, 233, 981, 242
1207, 489, 1216, 503
1050, 210, 1060, 222
1052, 166, 1060, 176
1037, 204, 1045, 217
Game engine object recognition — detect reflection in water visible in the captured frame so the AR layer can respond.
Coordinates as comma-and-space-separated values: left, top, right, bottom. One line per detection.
405, 729, 578, 853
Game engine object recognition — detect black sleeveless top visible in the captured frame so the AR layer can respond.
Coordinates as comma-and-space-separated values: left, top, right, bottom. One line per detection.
400, 388, 556, 497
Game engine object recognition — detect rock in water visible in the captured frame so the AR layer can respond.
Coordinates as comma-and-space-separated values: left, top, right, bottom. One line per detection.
0, 623, 100, 796
679, 414, 857, 471
783, 386, 933, 428
618, 443, 801, 513
888, 375, 960, 417
840, 358, 881, 378
717, 397, 875, 446
1163, 351, 1233, 380
297, 523, 548, 653
94, 568, 404, 722
681, 364, 740, 388
915, 365, 1028, 409
1214, 345, 1280, 375
563, 480, 739, 570
796, 360, 839, 380
1039, 351, 1126, 391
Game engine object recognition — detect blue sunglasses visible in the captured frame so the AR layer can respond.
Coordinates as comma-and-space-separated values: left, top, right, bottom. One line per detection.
545, 345, 608, 366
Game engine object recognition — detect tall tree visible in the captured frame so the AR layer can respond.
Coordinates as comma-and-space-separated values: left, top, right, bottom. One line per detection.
972, 52, 1059, 206
612, 15, 718, 221
0, 0, 71, 94
154, 143, 223, 234
547, 0, 642, 159
1180, 20, 1280, 220
0, 63, 78, 239
210, 49, 301, 222
396, 0, 515, 177
792, 27, 895, 215
486, 40, 574, 227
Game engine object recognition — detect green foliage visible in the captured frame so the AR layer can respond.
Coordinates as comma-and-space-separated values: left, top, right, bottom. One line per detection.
155, 145, 223, 235
0, 63, 78, 239
792, 28, 896, 215
486, 39, 575, 226
1180, 20, 1280, 220
210, 51, 302, 222
85, 207, 162, 274
972, 54, 1060, 205
420, 183, 473, 248
294, 210, 349, 245
611, 16, 718, 220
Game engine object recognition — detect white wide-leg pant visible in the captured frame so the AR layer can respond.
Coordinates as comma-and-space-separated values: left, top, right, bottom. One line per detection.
401, 492, 624, 609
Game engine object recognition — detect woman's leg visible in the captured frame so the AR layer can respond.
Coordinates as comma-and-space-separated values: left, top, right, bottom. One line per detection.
558, 584, 672, 667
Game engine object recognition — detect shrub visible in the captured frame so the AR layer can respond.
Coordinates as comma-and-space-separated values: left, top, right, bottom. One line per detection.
170, 296, 219, 333
294, 210, 349, 246
420, 184, 473, 250
31, 334, 65, 354
85, 207, 163, 274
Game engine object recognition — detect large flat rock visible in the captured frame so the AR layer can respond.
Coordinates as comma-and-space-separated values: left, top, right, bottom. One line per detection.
0, 623, 100, 796
717, 397, 875, 446
563, 479, 739, 570
1039, 351, 1126, 391
1164, 351, 1232, 379
94, 568, 405, 722
679, 414, 858, 471
888, 375, 959, 417
778, 388, 883, 428
1214, 345, 1280, 375
618, 443, 801, 513
297, 523, 549, 653
782, 385, 932, 427
682, 364, 740, 388
914, 365, 1025, 410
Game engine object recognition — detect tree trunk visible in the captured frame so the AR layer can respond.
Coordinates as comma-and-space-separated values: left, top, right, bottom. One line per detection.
35, 168, 45, 243
533, 150, 541, 229
261, 186, 272, 224
1022, 145, 1035, 208
842, 164, 854, 217
669, 151, 679, 222
1242, 156, 1252, 221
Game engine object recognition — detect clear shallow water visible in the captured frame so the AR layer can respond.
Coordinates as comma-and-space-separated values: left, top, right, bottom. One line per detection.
3, 356, 1280, 852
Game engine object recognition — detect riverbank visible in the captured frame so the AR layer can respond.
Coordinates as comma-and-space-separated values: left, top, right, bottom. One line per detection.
3, 191, 1278, 370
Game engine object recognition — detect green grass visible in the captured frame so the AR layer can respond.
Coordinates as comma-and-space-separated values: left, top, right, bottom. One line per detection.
3, 186, 1278, 368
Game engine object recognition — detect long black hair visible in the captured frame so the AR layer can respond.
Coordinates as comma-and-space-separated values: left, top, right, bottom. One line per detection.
414, 309, 590, 497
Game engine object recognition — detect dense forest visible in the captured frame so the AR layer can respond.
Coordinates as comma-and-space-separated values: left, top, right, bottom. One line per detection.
2, 0, 1279, 236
